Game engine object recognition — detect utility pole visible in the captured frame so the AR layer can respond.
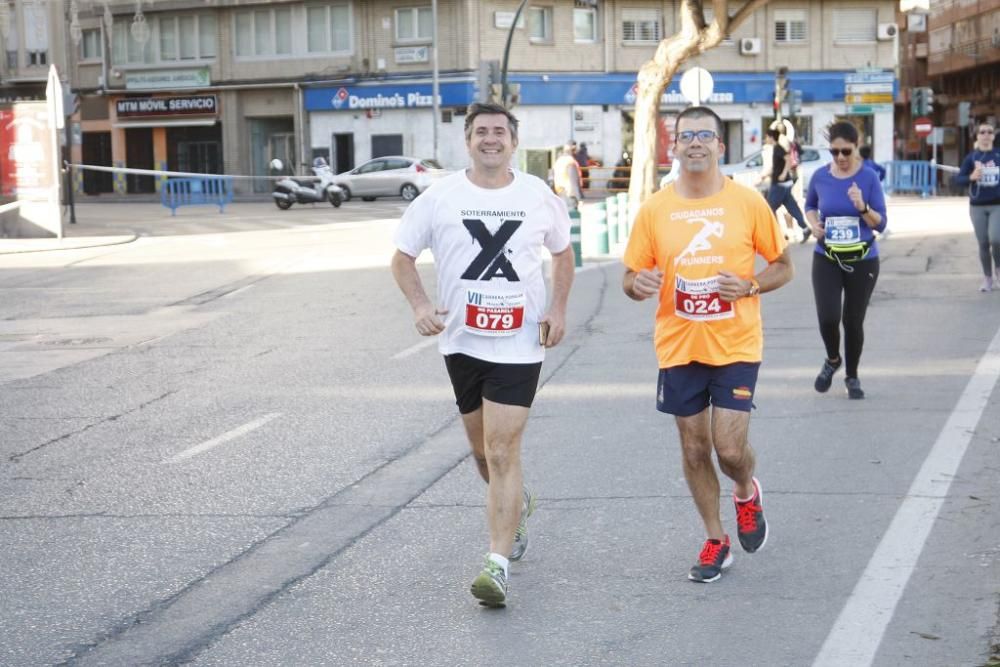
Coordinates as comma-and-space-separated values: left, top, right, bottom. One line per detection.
431, 0, 439, 161
500, 0, 530, 108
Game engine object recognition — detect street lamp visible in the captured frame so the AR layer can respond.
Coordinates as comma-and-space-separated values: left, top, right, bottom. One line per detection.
500, 0, 529, 108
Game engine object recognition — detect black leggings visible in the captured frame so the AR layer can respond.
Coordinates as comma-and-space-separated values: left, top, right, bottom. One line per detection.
812, 254, 880, 378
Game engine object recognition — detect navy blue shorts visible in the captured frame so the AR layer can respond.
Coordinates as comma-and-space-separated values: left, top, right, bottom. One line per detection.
656, 362, 760, 417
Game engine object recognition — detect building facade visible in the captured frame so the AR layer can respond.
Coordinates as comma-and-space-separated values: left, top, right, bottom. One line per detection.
3, 0, 898, 196
897, 0, 999, 169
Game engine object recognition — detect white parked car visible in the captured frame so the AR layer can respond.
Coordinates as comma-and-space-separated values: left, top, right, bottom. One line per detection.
331, 156, 448, 202
721, 145, 833, 193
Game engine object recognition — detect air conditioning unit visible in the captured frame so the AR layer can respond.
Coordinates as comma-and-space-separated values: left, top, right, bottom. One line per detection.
877, 23, 898, 41
739, 37, 761, 55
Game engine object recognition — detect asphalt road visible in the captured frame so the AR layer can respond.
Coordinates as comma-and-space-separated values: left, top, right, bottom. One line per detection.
1, 196, 998, 666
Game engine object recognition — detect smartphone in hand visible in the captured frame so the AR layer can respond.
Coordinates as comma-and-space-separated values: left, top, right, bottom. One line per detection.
538, 321, 550, 346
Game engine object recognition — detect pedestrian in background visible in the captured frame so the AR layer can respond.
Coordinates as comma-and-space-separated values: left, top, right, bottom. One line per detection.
805, 121, 887, 400
575, 142, 591, 190
762, 128, 810, 243
391, 102, 575, 607
553, 142, 583, 209
953, 122, 1000, 292
622, 105, 793, 583
611, 150, 632, 191
859, 145, 886, 182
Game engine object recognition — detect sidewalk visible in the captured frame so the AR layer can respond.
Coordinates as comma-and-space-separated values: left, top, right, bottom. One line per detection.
0, 194, 968, 256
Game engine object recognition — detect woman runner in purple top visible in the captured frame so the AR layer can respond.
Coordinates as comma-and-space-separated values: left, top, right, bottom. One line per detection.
804, 121, 888, 400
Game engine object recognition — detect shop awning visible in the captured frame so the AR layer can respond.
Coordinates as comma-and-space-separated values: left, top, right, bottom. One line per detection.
112, 118, 218, 129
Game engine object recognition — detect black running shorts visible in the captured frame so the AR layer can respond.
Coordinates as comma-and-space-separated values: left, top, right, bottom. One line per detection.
444, 353, 543, 414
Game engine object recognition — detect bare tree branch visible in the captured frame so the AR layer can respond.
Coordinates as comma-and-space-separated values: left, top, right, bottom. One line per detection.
626, 0, 773, 205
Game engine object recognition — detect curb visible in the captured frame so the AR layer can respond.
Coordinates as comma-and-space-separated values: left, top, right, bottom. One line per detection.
0, 233, 139, 255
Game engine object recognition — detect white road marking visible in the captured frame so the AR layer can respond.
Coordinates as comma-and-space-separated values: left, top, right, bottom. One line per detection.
813, 324, 1000, 667
223, 284, 255, 298
163, 413, 282, 463
392, 337, 437, 360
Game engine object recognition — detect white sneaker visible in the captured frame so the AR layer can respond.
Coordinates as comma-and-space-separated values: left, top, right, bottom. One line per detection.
980, 277, 994, 293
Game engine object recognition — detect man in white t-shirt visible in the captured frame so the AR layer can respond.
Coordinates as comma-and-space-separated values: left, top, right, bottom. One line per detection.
391, 102, 575, 607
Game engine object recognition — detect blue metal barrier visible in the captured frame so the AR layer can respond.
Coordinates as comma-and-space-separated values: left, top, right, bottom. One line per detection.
885, 161, 933, 198
161, 177, 234, 215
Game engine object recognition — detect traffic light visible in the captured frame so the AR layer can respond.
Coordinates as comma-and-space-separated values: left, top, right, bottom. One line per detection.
478, 59, 501, 102
790, 89, 803, 116
774, 67, 789, 119
910, 87, 923, 115
911, 87, 935, 115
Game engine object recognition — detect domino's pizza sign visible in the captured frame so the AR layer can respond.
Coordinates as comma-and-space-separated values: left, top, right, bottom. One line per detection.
305, 82, 474, 111
331, 87, 349, 109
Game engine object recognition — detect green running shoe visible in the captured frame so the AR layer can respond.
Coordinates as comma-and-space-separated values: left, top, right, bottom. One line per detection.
470, 557, 508, 607
508, 486, 537, 562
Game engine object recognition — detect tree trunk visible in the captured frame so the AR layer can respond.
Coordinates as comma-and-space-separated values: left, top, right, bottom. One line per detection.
626, 0, 772, 205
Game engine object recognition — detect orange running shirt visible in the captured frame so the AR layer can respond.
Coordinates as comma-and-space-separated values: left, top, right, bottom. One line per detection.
623, 178, 786, 369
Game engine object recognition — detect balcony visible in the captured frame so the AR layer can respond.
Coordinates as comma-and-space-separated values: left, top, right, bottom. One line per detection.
929, 0, 1000, 29
927, 33, 1000, 75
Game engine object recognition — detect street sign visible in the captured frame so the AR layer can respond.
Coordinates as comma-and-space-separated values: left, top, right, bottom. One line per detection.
914, 117, 933, 137
846, 104, 892, 114
679, 67, 713, 104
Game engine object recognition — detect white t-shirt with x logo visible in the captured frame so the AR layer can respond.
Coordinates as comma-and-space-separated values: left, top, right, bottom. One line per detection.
394, 169, 571, 363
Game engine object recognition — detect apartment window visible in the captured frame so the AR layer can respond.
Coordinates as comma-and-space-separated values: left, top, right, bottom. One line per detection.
574, 7, 597, 42
307, 5, 351, 54
774, 10, 806, 43
80, 28, 102, 61
4, 1, 17, 68
395, 7, 432, 42
234, 7, 292, 57
834, 8, 877, 43
112, 22, 155, 65
24, 1, 48, 67
159, 15, 216, 61
528, 6, 552, 42
702, 6, 735, 43
623, 8, 661, 43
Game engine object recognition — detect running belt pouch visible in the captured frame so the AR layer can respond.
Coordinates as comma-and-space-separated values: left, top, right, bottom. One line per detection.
822, 241, 870, 263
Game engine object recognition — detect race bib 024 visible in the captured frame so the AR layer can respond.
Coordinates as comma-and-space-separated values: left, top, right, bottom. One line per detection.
674, 275, 734, 322
464, 289, 525, 337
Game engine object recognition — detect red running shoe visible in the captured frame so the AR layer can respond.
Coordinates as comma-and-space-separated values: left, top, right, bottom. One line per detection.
688, 535, 733, 583
734, 477, 768, 553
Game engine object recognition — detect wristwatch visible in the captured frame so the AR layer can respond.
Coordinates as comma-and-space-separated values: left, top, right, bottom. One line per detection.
861, 203, 870, 214
747, 278, 760, 297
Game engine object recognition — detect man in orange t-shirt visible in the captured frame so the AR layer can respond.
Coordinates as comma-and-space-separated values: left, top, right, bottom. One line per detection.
623, 106, 793, 583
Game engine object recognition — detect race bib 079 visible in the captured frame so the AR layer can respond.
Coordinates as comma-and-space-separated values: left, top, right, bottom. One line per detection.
674, 275, 734, 322
824, 216, 862, 245
464, 289, 525, 336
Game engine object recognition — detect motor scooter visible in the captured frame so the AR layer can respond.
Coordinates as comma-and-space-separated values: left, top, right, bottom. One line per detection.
270, 158, 344, 209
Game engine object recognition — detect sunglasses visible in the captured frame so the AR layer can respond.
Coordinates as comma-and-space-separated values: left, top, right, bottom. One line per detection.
829, 148, 854, 157
979, 129, 995, 134
676, 130, 719, 144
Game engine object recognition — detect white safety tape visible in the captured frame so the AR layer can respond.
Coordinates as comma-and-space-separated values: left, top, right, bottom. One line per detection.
68, 163, 315, 181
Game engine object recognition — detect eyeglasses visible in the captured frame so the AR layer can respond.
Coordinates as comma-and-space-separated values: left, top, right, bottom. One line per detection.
829, 148, 854, 157
676, 130, 719, 144
979, 129, 995, 135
